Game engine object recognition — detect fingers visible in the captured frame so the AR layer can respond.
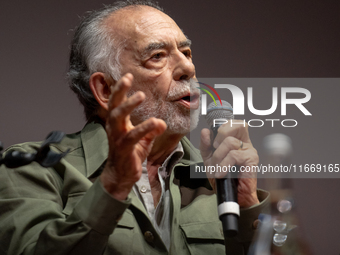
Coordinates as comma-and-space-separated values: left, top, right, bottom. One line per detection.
214, 147, 259, 178
108, 73, 133, 110
213, 120, 251, 149
124, 118, 167, 147
204, 133, 258, 179
107, 91, 145, 132
202, 129, 250, 169
106, 73, 167, 151
212, 136, 242, 164
199, 128, 212, 161
106, 73, 145, 134
201, 121, 259, 208
102, 73, 167, 200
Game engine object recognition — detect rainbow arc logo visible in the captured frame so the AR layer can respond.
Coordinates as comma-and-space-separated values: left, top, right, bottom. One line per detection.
197, 82, 222, 106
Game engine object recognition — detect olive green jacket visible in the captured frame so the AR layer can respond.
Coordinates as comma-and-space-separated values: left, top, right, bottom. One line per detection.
0, 121, 269, 255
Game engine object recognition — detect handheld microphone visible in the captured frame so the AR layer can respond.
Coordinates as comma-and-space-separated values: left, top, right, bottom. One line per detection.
205, 100, 239, 238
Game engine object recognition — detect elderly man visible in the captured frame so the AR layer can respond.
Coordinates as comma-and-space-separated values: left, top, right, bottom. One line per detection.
0, 1, 269, 254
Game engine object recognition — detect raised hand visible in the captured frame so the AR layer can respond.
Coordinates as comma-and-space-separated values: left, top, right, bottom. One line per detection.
100, 73, 167, 200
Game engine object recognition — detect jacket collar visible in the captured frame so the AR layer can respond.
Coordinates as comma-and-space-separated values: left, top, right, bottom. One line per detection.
180, 136, 203, 165
80, 121, 108, 178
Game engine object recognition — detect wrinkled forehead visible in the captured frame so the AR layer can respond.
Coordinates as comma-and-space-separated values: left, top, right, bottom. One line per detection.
104, 6, 187, 48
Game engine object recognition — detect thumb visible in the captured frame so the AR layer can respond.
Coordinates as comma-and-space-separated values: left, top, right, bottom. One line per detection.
137, 118, 167, 158
143, 118, 167, 140
200, 128, 212, 161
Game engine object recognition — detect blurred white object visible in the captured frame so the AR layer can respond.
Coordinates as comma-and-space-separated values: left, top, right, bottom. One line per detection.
277, 199, 292, 213
273, 233, 287, 247
263, 133, 293, 159
273, 220, 287, 233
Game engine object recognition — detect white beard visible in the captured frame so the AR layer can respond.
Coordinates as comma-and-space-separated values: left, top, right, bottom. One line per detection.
128, 79, 200, 135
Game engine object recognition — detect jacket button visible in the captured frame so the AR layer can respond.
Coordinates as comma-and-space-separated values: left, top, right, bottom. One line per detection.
252, 219, 261, 229
140, 186, 147, 193
144, 231, 154, 243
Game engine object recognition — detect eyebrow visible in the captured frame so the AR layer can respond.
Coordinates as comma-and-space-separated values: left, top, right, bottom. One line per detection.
140, 39, 192, 58
178, 39, 192, 48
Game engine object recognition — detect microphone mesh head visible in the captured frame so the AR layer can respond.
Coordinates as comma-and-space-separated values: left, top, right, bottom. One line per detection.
205, 100, 234, 127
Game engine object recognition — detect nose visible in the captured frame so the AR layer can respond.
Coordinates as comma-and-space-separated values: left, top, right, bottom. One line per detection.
172, 51, 195, 81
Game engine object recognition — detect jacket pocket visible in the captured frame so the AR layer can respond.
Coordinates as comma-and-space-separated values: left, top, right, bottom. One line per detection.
180, 221, 225, 255
106, 210, 135, 254
62, 193, 136, 254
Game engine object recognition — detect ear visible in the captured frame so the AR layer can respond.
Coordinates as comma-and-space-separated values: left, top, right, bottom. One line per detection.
89, 72, 115, 115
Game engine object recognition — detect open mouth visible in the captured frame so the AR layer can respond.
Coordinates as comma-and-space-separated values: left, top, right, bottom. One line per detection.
181, 95, 193, 102
177, 93, 200, 109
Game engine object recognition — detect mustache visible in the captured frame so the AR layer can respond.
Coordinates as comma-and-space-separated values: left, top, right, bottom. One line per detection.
166, 79, 200, 101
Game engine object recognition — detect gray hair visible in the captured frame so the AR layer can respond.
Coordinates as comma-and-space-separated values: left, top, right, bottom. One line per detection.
67, 0, 164, 120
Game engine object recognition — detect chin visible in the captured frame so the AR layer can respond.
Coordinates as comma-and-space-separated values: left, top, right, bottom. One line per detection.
165, 108, 200, 135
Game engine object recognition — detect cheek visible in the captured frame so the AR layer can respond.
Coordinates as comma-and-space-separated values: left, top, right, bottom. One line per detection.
128, 80, 158, 101
132, 71, 172, 98
136, 66, 169, 82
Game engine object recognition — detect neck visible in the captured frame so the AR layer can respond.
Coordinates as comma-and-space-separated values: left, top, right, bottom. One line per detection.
147, 131, 184, 166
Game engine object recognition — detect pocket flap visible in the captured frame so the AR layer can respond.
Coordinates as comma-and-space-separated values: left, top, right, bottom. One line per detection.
180, 221, 224, 242
117, 210, 135, 229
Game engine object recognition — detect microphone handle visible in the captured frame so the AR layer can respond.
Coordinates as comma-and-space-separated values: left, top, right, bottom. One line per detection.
211, 125, 239, 238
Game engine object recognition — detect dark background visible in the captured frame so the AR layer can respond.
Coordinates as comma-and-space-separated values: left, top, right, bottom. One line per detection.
0, 0, 339, 254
